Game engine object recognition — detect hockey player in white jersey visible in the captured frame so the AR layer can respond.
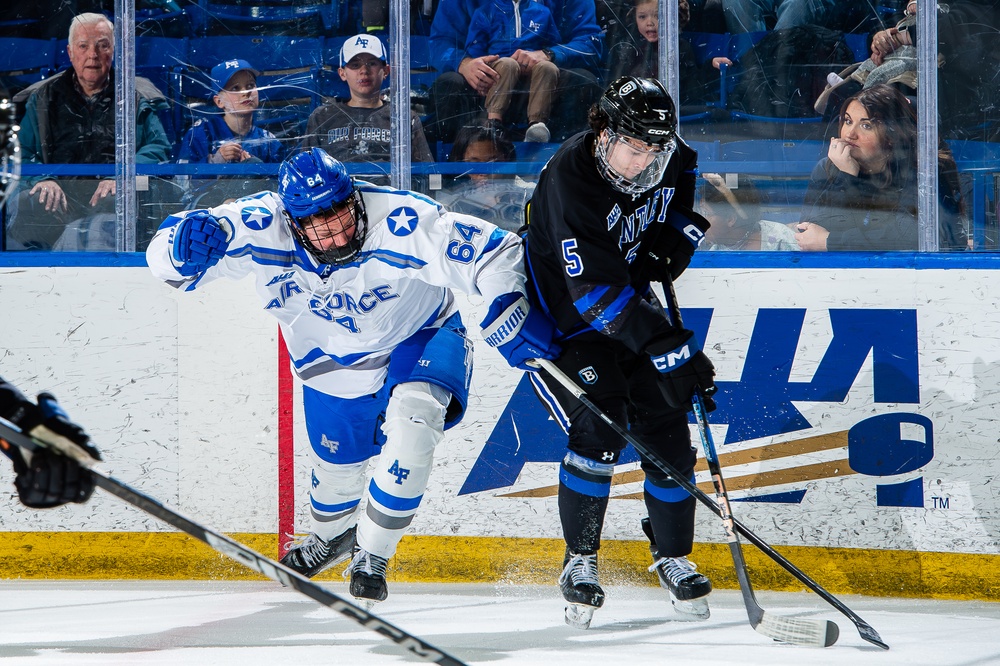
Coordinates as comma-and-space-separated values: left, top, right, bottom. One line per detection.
147, 147, 560, 605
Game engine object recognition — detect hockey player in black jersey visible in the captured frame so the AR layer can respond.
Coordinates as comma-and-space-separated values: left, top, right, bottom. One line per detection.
523, 76, 717, 628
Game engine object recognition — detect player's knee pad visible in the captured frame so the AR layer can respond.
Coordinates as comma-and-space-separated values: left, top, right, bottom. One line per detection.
358, 382, 449, 557
306, 456, 368, 538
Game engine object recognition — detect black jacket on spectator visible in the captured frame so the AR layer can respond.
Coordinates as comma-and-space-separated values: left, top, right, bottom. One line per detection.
800, 157, 967, 251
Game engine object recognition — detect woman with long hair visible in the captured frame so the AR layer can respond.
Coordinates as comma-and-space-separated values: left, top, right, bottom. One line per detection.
795, 84, 967, 251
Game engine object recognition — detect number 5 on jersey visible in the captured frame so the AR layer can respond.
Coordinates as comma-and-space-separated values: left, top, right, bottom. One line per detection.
562, 238, 583, 277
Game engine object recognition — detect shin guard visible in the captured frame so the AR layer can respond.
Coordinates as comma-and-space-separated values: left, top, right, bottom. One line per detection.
358, 382, 449, 558
558, 452, 614, 554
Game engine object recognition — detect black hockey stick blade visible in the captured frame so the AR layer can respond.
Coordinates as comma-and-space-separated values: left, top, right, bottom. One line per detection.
531, 359, 888, 650
0, 419, 469, 666
692, 394, 839, 648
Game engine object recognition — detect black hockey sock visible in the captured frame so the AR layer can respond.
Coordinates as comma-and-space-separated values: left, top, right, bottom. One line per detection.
643, 484, 696, 558
558, 456, 613, 553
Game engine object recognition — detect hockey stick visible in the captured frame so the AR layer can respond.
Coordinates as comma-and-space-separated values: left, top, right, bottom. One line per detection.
660, 276, 839, 647
691, 391, 839, 647
530, 359, 888, 650
0, 418, 468, 666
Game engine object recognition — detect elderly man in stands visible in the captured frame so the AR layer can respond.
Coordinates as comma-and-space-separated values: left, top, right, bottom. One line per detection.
7, 12, 170, 250
426, 0, 603, 144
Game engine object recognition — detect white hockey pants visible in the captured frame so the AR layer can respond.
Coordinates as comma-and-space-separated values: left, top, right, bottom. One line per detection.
308, 381, 449, 558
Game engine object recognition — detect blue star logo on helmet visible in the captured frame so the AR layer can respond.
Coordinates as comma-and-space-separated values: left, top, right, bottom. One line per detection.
241, 205, 273, 230
387, 207, 419, 236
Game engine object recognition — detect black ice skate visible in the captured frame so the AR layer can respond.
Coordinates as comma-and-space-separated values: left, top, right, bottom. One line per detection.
642, 518, 712, 620
280, 526, 356, 578
558, 549, 605, 629
346, 546, 389, 609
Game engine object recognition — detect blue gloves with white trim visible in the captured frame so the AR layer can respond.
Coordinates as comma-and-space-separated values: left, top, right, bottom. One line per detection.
481, 293, 561, 371
648, 328, 717, 412
171, 211, 230, 276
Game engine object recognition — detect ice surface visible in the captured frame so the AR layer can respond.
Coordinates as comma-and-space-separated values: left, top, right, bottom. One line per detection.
2, 581, 999, 665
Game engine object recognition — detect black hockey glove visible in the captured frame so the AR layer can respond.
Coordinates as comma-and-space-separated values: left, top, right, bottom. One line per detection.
2, 391, 101, 508
641, 207, 711, 283
647, 329, 717, 413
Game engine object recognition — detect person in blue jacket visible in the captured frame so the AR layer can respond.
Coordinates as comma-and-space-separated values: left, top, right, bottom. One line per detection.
177, 59, 285, 207
466, 0, 563, 142
427, 0, 603, 143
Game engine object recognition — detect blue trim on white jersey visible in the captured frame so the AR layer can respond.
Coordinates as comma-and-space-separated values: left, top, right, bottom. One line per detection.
365, 248, 428, 270
480, 227, 509, 257
293, 346, 374, 370
227, 243, 301, 268
367, 478, 423, 511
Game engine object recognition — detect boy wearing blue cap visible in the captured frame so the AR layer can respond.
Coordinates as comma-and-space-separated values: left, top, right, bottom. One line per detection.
179, 59, 285, 166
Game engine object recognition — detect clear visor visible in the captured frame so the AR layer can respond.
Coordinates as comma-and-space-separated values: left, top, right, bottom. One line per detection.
597, 130, 675, 196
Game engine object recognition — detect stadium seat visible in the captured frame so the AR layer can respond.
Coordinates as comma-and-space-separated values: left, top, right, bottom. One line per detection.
0, 38, 58, 97
136, 36, 190, 148
191, 0, 337, 37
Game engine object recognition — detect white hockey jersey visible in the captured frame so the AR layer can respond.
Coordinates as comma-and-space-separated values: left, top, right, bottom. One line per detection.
147, 183, 527, 398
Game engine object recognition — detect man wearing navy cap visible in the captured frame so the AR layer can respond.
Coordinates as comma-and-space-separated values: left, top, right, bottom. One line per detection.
301, 33, 432, 184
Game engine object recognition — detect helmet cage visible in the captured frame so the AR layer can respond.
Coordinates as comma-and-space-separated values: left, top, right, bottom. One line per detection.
288, 188, 368, 265
596, 128, 675, 196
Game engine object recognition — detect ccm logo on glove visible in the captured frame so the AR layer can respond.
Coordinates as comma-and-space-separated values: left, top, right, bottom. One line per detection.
650, 338, 698, 371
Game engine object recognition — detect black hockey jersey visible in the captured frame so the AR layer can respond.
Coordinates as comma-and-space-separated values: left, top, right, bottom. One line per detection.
524, 130, 699, 354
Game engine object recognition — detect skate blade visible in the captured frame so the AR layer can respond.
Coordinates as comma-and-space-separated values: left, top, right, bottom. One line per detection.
670, 594, 710, 621
564, 603, 597, 629
353, 597, 379, 611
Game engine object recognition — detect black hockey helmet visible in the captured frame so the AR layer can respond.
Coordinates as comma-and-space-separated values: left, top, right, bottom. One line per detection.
595, 77, 678, 196
599, 76, 678, 148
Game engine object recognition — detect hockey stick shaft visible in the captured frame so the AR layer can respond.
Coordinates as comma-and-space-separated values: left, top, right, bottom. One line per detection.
532, 358, 887, 650
692, 391, 840, 647
662, 278, 836, 645
0, 419, 468, 666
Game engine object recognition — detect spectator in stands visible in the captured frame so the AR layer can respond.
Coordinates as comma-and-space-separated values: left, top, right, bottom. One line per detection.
427, 0, 603, 144
867, 0, 1000, 140
466, 0, 562, 142
176, 59, 285, 207
6, 12, 171, 250
606, 0, 731, 106
699, 173, 797, 250
795, 84, 967, 252
302, 34, 433, 184
721, 0, 835, 33
437, 124, 534, 231
179, 60, 284, 166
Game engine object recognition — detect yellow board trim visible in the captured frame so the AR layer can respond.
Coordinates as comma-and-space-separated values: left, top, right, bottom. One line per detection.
3, 532, 999, 601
